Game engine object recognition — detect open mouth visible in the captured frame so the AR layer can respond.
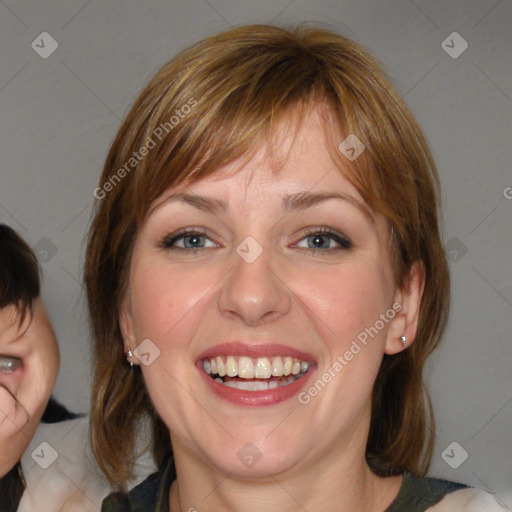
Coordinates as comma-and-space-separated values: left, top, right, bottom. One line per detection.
201, 355, 311, 391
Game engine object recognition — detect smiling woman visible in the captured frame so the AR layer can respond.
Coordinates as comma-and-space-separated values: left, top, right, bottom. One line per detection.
84, 24, 505, 512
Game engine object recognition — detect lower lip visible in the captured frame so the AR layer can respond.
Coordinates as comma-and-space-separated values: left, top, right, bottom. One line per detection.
197, 363, 315, 406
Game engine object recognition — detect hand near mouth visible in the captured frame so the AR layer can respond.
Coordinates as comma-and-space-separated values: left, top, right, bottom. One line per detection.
0, 382, 30, 436
0, 376, 32, 477
0, 300, 60, 478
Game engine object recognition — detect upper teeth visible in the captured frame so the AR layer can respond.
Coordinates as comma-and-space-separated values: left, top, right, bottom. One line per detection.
203, 356, 309, 379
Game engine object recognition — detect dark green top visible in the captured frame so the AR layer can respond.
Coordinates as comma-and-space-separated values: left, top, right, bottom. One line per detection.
102, 457, 469, 512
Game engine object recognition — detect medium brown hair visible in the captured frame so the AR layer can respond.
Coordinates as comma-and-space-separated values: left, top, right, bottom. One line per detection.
85, 23, 450, 489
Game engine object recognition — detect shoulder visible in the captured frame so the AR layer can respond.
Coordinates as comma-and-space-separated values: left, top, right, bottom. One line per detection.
387, 471, 511, 512
429, 487, 512, 512
102, 457, 174, 512
18, 416, 112, 512
19, 415, 157, 512
385, 470, 467, 511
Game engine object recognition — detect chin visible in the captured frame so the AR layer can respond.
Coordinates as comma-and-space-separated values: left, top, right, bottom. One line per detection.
210, 453, 297, 480
196, 434, 306, 479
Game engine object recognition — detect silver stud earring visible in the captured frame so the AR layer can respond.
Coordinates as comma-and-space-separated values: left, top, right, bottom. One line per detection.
127, 348, 134, 367
400, 335, 407, 348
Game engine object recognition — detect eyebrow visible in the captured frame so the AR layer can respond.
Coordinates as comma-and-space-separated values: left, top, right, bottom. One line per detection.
156, 191, 374, 223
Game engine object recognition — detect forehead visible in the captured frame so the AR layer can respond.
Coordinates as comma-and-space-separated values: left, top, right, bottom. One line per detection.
145, 107, 393, 251
152, 105, 366, 211
0, 304, 21, 325
0, 304, 25, 339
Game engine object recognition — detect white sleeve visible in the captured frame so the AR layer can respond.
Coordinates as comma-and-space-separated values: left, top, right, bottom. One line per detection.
428, 487, 512, 512
18, 415, 157, 512
18, 416, 112, 512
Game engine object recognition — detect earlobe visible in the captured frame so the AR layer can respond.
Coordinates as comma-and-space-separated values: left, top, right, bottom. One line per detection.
384, 260, 426, 355
119, 298, 139, 366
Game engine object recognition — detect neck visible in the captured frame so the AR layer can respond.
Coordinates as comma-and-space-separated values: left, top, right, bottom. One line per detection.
168, 426, 402, 512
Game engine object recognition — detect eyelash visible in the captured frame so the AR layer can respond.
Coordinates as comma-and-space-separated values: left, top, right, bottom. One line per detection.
159, 227, 352, 256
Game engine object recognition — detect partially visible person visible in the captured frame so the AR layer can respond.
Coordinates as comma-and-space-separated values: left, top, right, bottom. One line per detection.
0, 223, 61, 511
0, 225, 99, 511
0, 224, 154, 511
18, 411, 155, 512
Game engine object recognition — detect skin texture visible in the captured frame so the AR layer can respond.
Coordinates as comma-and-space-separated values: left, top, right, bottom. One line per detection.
0, 298, 59, 477
120, 106, 425, 512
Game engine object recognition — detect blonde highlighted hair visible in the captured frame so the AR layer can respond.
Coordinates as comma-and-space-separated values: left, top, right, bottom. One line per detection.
85, 23, 450, 489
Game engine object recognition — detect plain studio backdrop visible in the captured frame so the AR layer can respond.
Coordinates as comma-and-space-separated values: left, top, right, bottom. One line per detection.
1, 0, 511, 504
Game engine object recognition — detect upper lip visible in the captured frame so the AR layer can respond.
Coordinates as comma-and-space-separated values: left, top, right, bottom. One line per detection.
196, 342, 316, 362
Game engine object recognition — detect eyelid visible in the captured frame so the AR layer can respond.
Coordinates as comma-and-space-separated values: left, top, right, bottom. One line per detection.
160, 226, 352, 253
160, 228, 218, 249
292, 226, 352, 249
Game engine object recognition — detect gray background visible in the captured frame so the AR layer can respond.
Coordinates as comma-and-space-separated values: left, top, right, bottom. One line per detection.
1, 0, 511, 502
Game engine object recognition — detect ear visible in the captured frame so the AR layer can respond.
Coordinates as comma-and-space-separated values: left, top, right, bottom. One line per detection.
119, 294, 140, 366
385, 260, 426, 355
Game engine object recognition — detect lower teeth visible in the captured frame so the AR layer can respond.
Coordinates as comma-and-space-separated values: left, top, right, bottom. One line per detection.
214, 374, 303, 391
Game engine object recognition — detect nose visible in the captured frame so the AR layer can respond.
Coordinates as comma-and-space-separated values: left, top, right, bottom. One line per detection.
217, 242, 292, 327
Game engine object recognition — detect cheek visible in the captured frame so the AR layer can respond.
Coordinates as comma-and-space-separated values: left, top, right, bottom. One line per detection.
18, 356, 57, 418
294, 265, 391, 424
0, 385, 38, 477
15, 328, 59, 420
130, 258, 224, 432
37, 327, 60, 390
130, 258, 219, 341
295, 262, 392, 348
41, 337, 60, 383
0, 438, 28, 477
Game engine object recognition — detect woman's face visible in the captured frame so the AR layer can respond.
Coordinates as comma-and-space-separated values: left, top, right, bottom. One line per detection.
121, 107, 422, 477
0, 298, 59, 476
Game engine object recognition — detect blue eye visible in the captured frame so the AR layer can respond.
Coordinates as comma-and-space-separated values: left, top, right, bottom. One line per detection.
161, 230, 217, 251
294, 228, 352, 253
160, 227, 352, 255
